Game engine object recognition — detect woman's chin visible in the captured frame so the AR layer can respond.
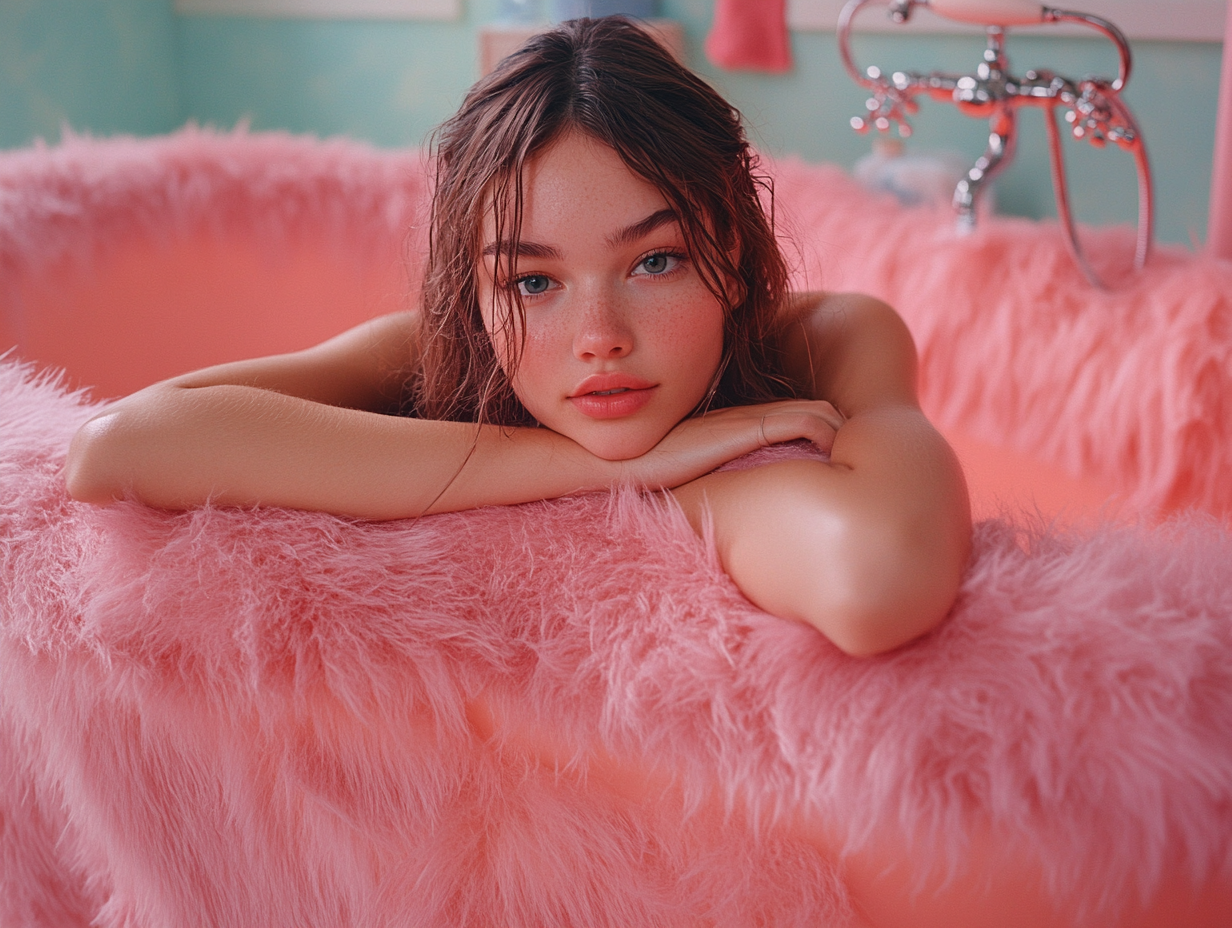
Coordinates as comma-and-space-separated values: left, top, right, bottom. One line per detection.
571, 427, 665, 463
584, 441, 658, 463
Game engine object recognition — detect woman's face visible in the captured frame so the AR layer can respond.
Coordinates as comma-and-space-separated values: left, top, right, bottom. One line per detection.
477, 131, 726, 461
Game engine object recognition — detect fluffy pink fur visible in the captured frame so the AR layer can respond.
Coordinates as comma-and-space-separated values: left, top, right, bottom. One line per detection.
3, 129, 1232, 924
768, 158, 1232, 519
3, 361, 1231, 927
0, 126, 427, 282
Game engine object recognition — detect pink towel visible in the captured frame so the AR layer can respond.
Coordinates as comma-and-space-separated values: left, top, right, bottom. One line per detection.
705, 0, 792, 73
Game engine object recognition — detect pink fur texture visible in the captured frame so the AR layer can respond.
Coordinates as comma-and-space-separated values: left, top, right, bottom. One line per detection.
768, 158, 1232, 519
3, 361, 1231, 927
0, 126, 427, 283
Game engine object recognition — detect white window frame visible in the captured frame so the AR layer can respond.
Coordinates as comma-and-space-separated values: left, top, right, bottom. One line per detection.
174, 0, 461, 20
787, 0, 1226, 43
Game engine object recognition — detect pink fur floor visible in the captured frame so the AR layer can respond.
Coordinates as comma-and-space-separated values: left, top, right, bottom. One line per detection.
2, 130, 1232, 926
2, 361, 1231, 926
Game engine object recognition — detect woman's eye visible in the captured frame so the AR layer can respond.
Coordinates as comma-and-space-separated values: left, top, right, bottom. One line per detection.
635, 252, 682, 276
516, 275, 554, 297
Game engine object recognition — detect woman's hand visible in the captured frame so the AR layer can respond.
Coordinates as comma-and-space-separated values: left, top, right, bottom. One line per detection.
618, 398, 846, 490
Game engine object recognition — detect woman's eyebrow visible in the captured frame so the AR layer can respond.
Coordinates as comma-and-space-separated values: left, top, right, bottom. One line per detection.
607, 208, 679, 248
481, 240, 561, 259
480, 208, 679, 259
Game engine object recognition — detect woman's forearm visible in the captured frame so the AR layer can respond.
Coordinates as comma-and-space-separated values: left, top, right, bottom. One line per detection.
65, 384, 621, 519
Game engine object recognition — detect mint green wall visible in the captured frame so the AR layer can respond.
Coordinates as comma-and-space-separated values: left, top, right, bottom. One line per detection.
0, 0, 1223, 246
174, 12, 477, 145
0, 0, 180, 148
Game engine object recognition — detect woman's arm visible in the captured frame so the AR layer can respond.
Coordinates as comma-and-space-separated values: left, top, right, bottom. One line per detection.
672, 293, 972, 657
65, 312, 839, 519
65, 313, 606, 517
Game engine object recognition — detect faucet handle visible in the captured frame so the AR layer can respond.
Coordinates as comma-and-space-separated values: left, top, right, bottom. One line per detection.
1064, 79, 1139, 150
849, 67, 918, 136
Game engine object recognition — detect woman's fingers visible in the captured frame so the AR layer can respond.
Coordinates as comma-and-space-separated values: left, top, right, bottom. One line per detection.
669, 400, 845, 478
695, 399, 844, 452
756, 401, 845, 453
618, 399, 848, 490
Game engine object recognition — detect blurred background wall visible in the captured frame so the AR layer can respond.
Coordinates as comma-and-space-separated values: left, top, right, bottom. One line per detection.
1, 0, 180, 144
0, 0, 1222, 246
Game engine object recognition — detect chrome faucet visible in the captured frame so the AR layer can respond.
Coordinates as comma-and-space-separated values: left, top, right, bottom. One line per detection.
838, 0, 1153, 287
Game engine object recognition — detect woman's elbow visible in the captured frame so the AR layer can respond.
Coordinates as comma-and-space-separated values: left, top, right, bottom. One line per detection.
806, 516, 969, 658
64, 414, 126, 504
822, 594, 951, 659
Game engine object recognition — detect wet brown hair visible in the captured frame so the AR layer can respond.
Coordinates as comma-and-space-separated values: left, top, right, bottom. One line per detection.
411, 16, 796, 426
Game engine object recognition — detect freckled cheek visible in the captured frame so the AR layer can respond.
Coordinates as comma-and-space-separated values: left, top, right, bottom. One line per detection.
476, 288, 559, 412
644, 293, 726, 383
504, 320, 566, 410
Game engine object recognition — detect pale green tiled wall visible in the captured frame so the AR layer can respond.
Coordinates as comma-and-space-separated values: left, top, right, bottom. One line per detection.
175, 8, 480, 145
0, 0, 180, 147
0, 0, 1223, 245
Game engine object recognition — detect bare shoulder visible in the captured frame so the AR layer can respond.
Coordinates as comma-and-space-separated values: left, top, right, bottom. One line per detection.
780, 290, 919, 414
304, 310, 420, 366
782, 291, 915, 360
779, 289, 895, 326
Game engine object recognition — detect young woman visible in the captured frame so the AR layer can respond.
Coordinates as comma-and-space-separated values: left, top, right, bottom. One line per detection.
64, 17, 970, 657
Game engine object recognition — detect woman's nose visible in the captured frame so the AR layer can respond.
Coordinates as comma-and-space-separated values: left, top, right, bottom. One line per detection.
573, 297, 634, 360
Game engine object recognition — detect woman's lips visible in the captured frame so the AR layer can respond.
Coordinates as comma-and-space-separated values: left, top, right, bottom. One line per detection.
569, 375, 657, 419
569, 386, 656, 419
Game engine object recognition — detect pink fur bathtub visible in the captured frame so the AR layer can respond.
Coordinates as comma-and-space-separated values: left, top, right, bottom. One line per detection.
2, 129, 1231, 927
